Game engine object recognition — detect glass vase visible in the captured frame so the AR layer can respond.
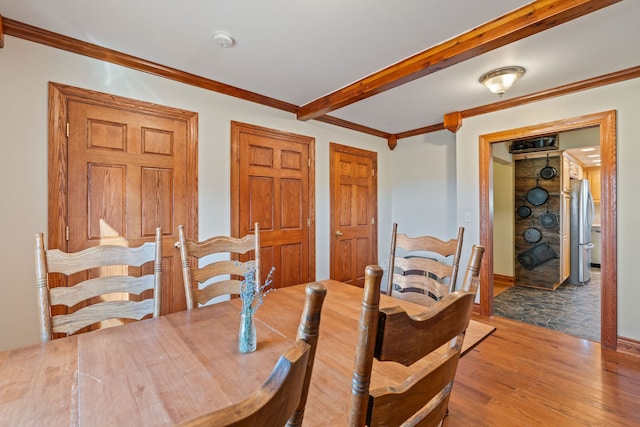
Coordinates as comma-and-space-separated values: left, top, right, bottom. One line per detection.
238, 311, 257, 353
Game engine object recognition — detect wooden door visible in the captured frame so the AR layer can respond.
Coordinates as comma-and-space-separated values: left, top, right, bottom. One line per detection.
48, 83, 198, 315
231, 122, 315, 289
329, 143, 377, 287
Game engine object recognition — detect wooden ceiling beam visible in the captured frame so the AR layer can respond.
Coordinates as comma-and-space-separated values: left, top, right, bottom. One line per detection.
0, 15, 5, 48
296, 0, 621, 122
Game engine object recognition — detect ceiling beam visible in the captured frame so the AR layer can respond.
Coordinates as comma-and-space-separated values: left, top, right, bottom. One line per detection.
0, 15, 4, 48
296, 0, 621, 121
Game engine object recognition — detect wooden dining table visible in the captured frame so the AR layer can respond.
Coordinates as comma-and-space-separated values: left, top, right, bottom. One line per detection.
0, 280, 494, 426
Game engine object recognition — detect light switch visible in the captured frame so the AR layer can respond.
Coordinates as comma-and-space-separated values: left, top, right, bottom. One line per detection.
464, 212, 471, 222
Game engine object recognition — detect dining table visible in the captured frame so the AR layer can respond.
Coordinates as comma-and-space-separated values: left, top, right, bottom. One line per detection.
0, 279, 495, 426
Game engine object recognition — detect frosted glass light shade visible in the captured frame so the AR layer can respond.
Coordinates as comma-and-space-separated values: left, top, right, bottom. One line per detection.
479, 66, 525, 96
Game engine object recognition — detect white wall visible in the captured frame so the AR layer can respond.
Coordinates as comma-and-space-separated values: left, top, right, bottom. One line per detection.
0, 36, 393, 350
390, 131, 458, 241
456, 78, 640, 342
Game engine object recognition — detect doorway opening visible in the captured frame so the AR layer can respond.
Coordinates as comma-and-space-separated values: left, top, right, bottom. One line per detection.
479, 110, 617, 350
492, 128, 601, 342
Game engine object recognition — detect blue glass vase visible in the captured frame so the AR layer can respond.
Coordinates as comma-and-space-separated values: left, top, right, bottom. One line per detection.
238, 311, 257, 353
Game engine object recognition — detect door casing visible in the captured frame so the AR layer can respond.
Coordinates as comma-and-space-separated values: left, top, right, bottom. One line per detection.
48, 82, 198, 314
479, 110, 617, 349
329, 143, 378, 287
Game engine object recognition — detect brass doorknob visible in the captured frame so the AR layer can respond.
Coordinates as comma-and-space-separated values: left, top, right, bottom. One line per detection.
335, 230, 343, 237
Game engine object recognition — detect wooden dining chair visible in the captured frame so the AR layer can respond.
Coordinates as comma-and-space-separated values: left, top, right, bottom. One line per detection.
386, 223, 464, 306
178, 282, 327, 427
349, 245, 484, 427
177, 223, 261, 309
34, 228, 162, 342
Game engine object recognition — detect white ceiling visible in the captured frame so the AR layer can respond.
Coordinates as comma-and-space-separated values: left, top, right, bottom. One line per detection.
1, 0, 638, 135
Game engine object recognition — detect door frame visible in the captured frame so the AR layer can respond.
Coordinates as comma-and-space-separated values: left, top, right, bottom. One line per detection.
329, 142, 378, 285
230, 121, 316, 283
47, 82, 199, 280
479, 110, 617, 350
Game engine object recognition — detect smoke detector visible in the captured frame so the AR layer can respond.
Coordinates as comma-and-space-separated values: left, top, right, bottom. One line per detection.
212, 31, 234, 48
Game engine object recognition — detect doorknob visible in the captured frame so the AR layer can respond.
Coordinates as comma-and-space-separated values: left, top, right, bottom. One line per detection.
335, 230, 343, 237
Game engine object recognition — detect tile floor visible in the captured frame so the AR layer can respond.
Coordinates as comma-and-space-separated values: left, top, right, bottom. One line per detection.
494, 268, 601, 342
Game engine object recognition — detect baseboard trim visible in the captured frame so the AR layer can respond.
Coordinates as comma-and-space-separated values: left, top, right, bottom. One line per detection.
617, 336, 640, 356
472, 302, 482, 315
494, 274, 515, 286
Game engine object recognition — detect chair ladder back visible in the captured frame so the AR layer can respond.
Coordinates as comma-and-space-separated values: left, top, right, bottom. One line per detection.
375, 291, 476, 366
386, 224, 464, 304
177, 223, 260, 310
34, 228, 162, 341
350, 246, 483, 427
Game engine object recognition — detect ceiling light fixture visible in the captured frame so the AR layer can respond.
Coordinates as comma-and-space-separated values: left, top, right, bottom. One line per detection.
212, 31, 235, 48
479, 66, 525, 96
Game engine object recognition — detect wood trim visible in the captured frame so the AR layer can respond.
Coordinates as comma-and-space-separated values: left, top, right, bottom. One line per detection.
5, 14, 636, 144
230, 121, 316, 283
617, 336, 640, 357
444, 111, 462, 133
395, 123, 445, 140
3, 17, 389, 139
0, 15, 4, 48
387, 135, 397, 151
296, 0, 620, 121
328, 143, 379, 282
493, 274, 515, 287
479, 111, 617, 350
314, 115, 390, 139
5, 18, 295, 112
463, 66, 640, 119
396, 66, 640, 141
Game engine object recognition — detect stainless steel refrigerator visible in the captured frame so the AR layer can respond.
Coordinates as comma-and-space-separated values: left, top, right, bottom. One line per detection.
568, 179, 594, 285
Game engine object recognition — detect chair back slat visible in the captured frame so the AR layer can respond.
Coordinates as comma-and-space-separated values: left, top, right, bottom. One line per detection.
49, 275, 155, 307
34, 228, 162, 341
45, 242, 157, 274
51, 300, 155, 335
375, 291, 476, 366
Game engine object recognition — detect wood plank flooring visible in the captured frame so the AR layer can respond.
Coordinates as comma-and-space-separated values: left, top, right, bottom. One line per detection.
446, 314, 640, 426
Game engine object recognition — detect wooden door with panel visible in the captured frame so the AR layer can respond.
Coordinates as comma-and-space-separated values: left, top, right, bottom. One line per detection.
329, 143, 378, 287
232, 122, 315, 289
50, 83, 198, 317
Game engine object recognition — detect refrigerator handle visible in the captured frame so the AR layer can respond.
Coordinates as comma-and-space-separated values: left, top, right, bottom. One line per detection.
588, 190, 595, 227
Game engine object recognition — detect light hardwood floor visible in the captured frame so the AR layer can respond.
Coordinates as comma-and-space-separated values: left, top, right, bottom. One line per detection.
446, 314, 640, 426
